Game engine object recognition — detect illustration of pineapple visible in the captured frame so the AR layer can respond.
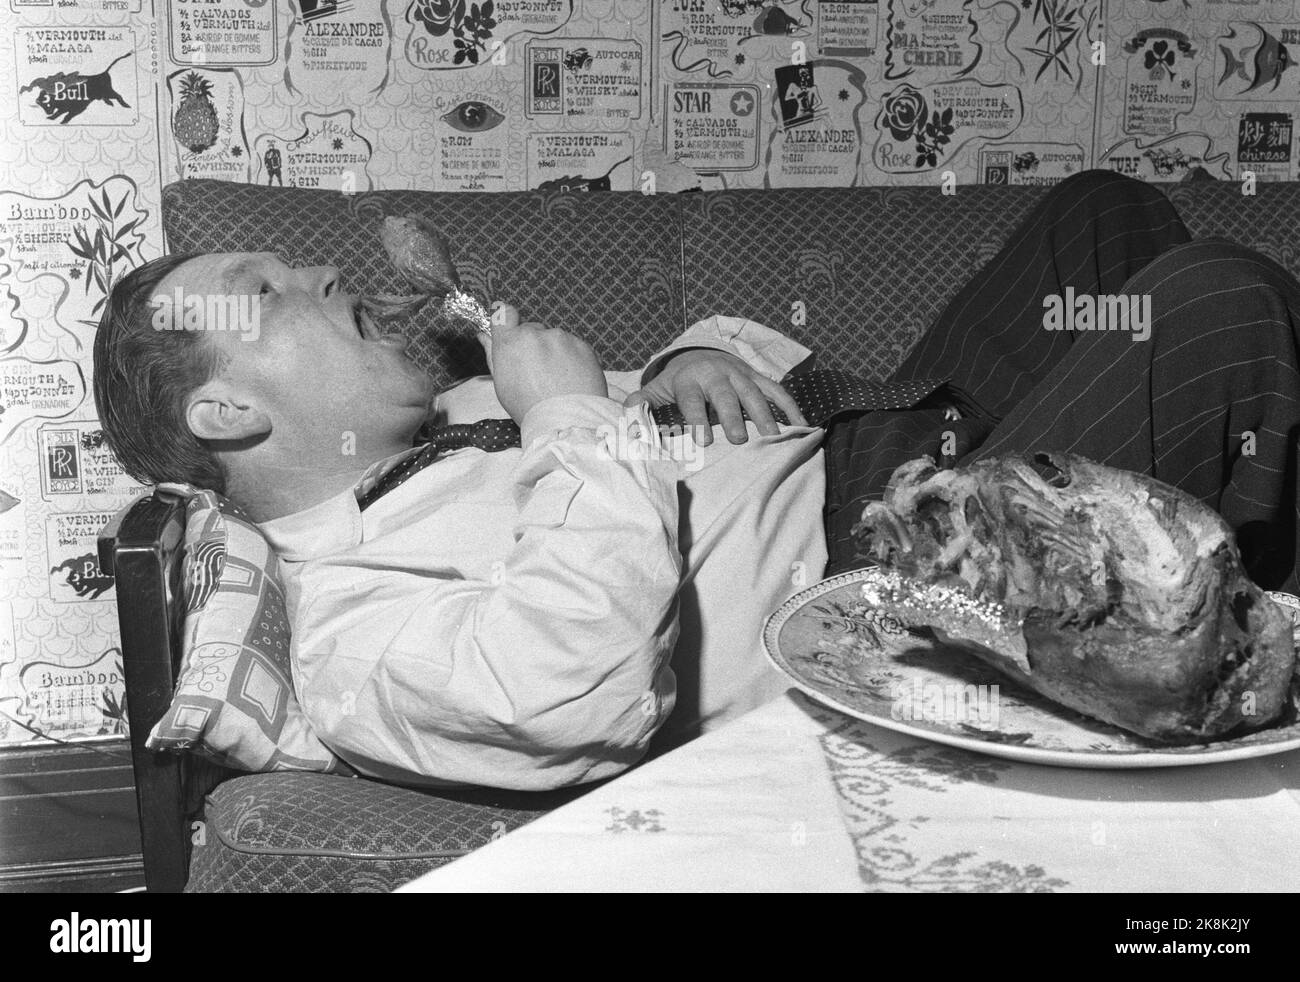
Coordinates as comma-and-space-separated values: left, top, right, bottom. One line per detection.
172, 71, 220, 154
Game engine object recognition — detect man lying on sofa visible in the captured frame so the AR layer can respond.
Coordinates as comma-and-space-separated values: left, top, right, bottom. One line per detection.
96, 242, 832, 789
94, 170, 1300, 791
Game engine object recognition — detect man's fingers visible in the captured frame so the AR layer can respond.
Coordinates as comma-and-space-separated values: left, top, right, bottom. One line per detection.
757, 375, 808, 427
706, 382, 748, 444
676, 383, 713, 446
480, 301, 520, 373
624, 375, 672, 409
734, 375, 780, 436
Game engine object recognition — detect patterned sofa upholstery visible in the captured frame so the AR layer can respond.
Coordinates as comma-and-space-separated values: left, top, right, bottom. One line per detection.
110, 174, 1300, 893
161, 176, 1300, 387
186, 773, 568, 892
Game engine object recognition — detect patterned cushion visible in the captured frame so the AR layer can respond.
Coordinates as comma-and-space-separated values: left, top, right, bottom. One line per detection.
185, 772, 580, 892
146, 485, 344, 773
161, 180, 687, 388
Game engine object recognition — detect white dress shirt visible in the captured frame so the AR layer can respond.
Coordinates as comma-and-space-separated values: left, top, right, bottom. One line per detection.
259, 316, 829, 791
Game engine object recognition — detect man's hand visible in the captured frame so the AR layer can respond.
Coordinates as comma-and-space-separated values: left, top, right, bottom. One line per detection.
479, 303, 608, 424
624, 348, 807, 446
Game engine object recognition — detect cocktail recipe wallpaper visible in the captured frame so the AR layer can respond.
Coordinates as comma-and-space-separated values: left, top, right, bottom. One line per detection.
0, 0, 1295, 746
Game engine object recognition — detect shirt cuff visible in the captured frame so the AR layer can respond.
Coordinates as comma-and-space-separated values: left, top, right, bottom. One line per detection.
519, 393, 631, 452
640, 315, 814, 386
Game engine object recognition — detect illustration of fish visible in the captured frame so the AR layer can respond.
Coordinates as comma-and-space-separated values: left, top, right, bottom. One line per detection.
1219, 24, 1294, 93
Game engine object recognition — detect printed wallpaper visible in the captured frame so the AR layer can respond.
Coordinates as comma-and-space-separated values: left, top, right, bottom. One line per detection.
0, 0, 1296, 745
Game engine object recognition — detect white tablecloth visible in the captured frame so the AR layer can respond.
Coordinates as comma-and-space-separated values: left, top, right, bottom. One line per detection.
400, 690, 1300, 892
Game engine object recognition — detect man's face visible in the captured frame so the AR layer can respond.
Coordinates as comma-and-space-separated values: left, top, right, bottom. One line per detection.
157, 252, 434, 455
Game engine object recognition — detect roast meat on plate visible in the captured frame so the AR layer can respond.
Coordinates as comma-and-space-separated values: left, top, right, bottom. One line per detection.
850, 452, 1296, 744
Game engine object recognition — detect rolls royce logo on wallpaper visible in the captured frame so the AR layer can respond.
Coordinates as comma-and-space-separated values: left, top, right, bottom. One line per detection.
19, 52, 132, 124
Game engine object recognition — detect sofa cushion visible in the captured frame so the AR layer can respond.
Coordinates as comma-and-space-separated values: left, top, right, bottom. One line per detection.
186, 772, 583, 892
680, 181, 1300, 382
146, 485, 344, 774
1165, 179, 1300, 283
160, 180, 687, 387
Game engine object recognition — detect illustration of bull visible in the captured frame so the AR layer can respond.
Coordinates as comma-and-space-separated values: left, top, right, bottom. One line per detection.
50, 552, 114, 600
20, 52, 132, 124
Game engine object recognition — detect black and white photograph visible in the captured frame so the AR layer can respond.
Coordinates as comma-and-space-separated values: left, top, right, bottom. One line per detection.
0, 0, 1295, 946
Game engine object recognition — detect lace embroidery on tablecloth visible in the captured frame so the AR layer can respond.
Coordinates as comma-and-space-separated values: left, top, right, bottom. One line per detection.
805, 698, 1070, 893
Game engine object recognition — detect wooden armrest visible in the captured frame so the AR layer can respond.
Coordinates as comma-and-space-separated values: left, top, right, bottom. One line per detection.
99, 491, 187, 725
99, 490, 229, 892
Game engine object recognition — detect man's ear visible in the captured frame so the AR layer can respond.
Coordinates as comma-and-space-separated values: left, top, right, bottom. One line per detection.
185, 378, 272, 442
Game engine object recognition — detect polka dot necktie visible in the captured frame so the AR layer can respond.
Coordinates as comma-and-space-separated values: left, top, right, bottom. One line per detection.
356, 372, 956, 510
356, 418, 522, 510
645, 371, 954, 430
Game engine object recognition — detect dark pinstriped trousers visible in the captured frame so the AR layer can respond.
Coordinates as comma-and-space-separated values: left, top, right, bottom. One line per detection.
822, 169, 1300, 592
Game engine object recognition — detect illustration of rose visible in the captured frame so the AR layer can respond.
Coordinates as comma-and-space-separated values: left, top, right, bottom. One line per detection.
413, 0, 497, 64
915, 107, 956, 168
881, 86, 928, 141
414, 0, 457, 36
878, 86, 957, 169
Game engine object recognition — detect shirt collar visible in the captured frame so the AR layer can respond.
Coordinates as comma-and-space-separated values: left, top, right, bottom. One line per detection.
258, 446, 423, 561
353, 445, 424, 502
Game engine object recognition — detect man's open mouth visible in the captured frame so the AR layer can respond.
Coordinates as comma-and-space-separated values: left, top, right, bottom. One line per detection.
351, 296, 416, 359
352, 297, 379, 340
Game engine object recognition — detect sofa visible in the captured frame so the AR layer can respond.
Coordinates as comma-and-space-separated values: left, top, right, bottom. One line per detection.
101, 172, 1300, 892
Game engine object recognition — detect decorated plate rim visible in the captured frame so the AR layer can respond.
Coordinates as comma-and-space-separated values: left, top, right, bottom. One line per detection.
761, 567, 1300, 769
